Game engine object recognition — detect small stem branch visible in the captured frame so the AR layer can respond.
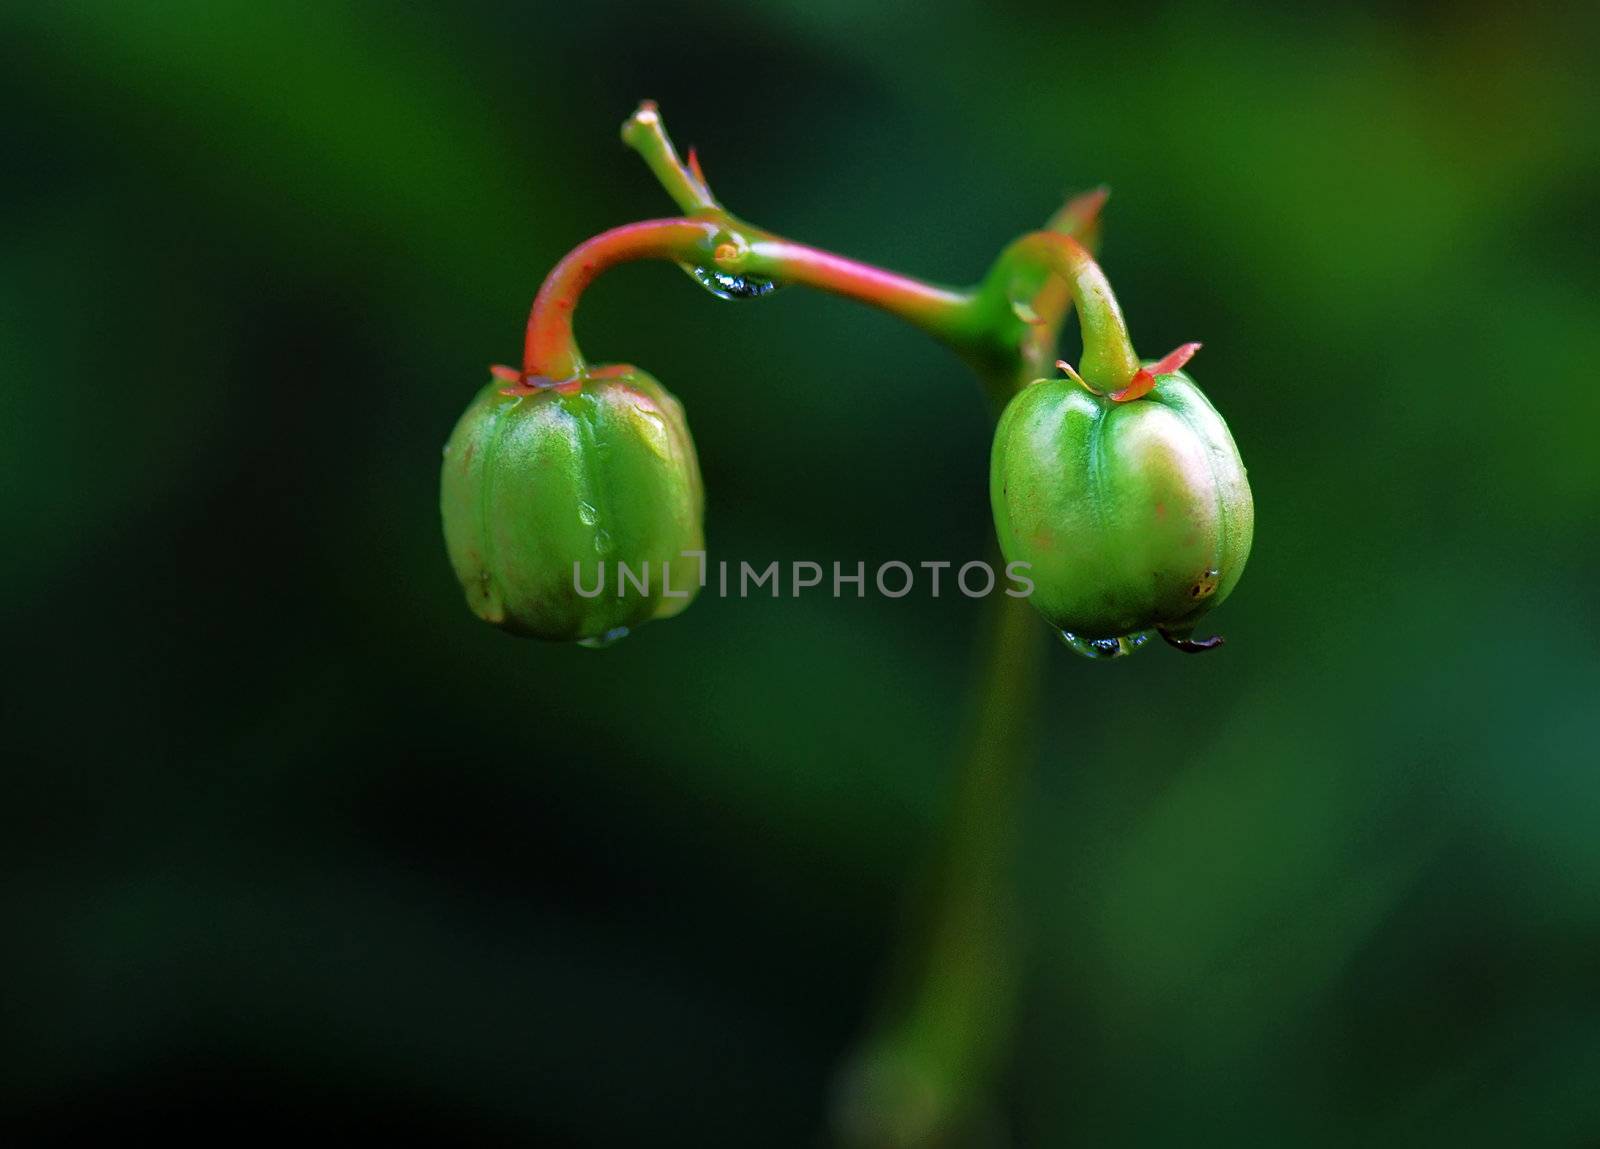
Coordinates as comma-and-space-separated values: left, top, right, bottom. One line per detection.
621, 101, 720, 214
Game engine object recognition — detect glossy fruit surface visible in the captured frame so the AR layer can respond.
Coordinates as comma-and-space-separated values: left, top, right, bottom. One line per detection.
441, 366, 703, 642
990, 370, 1253, 643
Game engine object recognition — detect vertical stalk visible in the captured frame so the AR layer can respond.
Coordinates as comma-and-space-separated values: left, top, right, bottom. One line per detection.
831, 198, 1109, 1149
834, 589, 1046, 1147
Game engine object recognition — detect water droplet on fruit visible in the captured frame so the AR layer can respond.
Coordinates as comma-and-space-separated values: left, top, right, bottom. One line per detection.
578, 626, 630, 650
593, 528, 613, 554
1059, 630, 1152, 659
577, 501, 599, 525
679, 263, 780, 301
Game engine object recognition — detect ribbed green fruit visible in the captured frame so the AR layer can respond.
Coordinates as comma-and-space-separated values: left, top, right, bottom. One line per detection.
441, 366, 704, 643
990, 370, 1253, 645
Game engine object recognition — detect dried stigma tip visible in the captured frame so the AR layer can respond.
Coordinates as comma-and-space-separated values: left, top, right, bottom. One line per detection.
687, 147, 707, 186
1158, 627, 1225, 653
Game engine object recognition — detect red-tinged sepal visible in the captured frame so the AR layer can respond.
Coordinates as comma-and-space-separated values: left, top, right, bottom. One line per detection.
1108, 369, 1156, 403
1147, 341, 1201, 377
1107, 342, 1202, 403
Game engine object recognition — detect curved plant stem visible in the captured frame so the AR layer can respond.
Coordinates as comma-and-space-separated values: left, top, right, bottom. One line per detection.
521, 219, 982, 381
525, 100, 1044, 383
525, 105, 1134, 396
979, 230, 1141, 393
522, 217, 721, 380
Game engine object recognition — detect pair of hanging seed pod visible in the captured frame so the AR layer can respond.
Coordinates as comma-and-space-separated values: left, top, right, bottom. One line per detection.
440, 346, 1251, 653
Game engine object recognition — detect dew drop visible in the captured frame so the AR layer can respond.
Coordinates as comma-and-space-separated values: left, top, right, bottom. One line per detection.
1059, 629, 1153, 660
678, 263, 780, 301
577, 501, 599, 526
578, 626, 630, 650
593, 528, 613, 555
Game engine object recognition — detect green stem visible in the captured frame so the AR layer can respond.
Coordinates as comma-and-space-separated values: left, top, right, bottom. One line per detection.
620, 101, 720, 214
828, 198, 1111, 1149
980, 230, 1141, 393
833, 591, 1046, 1147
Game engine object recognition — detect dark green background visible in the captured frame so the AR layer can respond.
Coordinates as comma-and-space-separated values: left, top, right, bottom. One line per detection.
4, 2, 1598, 1144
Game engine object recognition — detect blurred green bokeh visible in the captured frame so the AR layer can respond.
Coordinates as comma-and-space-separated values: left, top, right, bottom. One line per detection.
4, 2, 1598, 1144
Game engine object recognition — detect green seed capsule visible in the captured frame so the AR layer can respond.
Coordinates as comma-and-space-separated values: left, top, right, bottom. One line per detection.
440, 366, 704, 643
990, 369, 1253, 648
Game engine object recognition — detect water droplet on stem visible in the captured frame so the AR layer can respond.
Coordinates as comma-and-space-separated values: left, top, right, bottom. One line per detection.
679, 263, 780, 301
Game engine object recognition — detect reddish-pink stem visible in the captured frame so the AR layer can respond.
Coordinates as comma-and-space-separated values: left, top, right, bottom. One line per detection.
523, 218, 722, 380
743, 239, 975, 340
522, 219, 978, 381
